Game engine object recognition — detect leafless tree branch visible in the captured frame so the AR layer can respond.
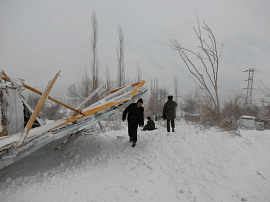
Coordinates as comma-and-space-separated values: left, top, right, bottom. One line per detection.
117, 24, 125, 87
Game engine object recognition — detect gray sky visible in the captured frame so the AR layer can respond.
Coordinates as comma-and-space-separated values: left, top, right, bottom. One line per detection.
1, 0, 270, 103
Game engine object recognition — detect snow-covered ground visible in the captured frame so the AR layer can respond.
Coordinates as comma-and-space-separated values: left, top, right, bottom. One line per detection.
0, 121, 269, 202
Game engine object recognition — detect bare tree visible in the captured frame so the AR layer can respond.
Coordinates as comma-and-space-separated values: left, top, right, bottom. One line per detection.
260, 81, 270, 104
116, 24, 125, 87
67, 68, 92, 106
170, 19, 223, 124
222, 93, 246, 120
105, 62, 113, 92
41, 104, 61, 120
67, 83, 79, 103
90, 9, 100, 99
182, 87, 201, 115
66, 10, 100, 107
136, 59, 142, 81
173, 76, 178, 103
80, 67, 92, 99
124, 76, 137, 85
27, 92, 40, 109
145, 78, 168, 118
219, 93, 247, 131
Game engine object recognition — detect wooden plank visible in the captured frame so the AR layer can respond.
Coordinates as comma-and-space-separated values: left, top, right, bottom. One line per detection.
22, 83, 84, 115
131, 80, 146, 98
49, 101, 127, 131
46, 82, 146, 132
1, 70, 82, 115
1, 70, 10, 81
16, 71, 61, 147
131, 81, 141, 87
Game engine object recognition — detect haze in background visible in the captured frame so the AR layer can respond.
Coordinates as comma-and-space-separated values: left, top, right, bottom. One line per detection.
1, 0, 270, 103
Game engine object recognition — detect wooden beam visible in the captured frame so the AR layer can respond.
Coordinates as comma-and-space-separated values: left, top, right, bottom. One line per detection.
49, 100, 127, 131
16, 71, 61, 147
131, 80, 146, 98
1, 70, 83, 115
48, 81, 146, 132
22, 83, 84, 115
1, 70, 10, 81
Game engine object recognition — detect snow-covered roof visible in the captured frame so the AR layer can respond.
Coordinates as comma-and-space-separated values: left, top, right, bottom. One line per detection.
240, 115, 256, 120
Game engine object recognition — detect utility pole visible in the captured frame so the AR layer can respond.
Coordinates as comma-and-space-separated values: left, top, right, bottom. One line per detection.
243, 68, 255, 108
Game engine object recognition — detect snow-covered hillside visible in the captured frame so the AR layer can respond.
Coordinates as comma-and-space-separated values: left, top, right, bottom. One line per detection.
0, 122, 269, 202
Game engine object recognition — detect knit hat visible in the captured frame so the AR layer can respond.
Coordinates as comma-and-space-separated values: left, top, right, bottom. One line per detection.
137, 98, 143, 104
147, 117, 151, 120
168, 95, 173, 100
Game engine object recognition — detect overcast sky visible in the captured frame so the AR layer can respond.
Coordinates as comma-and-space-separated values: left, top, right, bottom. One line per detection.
1, 0, 270, 102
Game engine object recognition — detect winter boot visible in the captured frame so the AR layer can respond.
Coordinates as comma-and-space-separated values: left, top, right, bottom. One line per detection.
172, 128, 175, 132
132, 141, 136, 147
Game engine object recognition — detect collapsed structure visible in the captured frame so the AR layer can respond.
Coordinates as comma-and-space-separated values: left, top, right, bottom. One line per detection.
0, 78, 24, 137
0, 70, 147, 168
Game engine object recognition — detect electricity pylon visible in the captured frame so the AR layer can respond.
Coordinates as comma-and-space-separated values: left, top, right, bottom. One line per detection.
243, 68, 255, 108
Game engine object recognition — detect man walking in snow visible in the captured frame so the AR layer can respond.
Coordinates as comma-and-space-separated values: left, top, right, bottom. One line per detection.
162, 95, 177, 132
122, 98, 144, 147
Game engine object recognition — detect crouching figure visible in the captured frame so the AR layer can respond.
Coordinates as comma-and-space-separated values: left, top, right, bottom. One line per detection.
142, 117, 156, 131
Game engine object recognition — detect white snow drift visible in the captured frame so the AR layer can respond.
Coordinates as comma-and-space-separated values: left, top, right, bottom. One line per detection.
0, 122, 269, 202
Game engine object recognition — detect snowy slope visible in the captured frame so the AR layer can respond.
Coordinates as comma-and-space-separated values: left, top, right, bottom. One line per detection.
0, 122, 269, 202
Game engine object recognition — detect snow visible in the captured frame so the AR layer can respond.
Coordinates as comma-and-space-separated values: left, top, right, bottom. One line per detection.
0, 135, 20, 148
0, 81, 13, 88
240, 116, 256, 120
9, 77, 23, 87
0, 122, 269, 202
0, 120, 66, 148
44, 120, 55, 124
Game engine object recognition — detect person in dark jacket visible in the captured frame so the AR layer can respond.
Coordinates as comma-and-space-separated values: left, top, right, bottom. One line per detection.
142, 117, 155, 131
122, 98, 144, 147
162, 95, 177, 132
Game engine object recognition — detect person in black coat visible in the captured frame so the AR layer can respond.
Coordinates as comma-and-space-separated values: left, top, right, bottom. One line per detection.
122, 98, 144, 147
142, 117, 155, 131
162, 95, 177, 132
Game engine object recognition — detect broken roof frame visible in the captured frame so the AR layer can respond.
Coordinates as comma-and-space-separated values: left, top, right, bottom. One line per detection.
0, 70, 147, 164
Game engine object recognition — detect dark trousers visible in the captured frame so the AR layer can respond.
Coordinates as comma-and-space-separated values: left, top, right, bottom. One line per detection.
128, 123, 138, 142
167, 119, 175, 132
